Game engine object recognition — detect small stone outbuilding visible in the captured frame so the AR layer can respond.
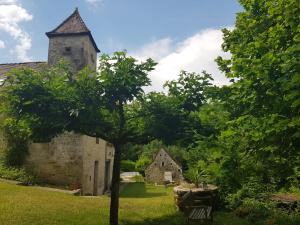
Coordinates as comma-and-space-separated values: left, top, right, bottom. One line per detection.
26, 133, 114, 195
145, 149, 183, 184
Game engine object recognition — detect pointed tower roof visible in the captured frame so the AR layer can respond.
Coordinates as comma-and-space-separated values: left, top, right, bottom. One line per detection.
46, 8, 100, 52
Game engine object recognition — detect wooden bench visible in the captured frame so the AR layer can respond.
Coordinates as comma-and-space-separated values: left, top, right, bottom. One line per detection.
181, 192, 214, 224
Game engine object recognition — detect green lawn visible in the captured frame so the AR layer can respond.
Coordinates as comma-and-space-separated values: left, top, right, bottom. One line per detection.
0, 181, 250, 225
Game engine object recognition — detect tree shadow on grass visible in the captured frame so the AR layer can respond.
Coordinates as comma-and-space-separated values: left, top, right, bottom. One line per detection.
120, 183, 167, 198
121, 212, 185, 225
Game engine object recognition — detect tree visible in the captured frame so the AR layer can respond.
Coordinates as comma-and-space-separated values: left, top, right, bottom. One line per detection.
66, 52, 157, 225
2, 52, 156, 225
216, 0, 300, 189
141, 71, 215, 146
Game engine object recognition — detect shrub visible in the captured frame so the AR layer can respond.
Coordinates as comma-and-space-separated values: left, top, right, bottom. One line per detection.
184, 160, 209, 188
120, 160, 136, 172
272, 209, 300, 225
0, 162, 37, 184
135, 156, 151, 174
239, 198, 273, 223
226, 178, 275, 209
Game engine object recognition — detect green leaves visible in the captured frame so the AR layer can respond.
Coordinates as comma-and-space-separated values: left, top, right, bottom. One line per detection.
98, 51, 156, 105
164, 70, 214, 111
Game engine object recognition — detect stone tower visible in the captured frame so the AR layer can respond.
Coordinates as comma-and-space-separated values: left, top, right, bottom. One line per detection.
46, 8, 100, 72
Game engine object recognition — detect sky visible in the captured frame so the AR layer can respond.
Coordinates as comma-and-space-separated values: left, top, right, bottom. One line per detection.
0, 0, 242, 91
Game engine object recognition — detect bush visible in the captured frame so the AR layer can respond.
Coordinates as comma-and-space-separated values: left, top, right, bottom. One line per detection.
226, 178, 275, 209
120, 160, 136, 172
272, 209, 300, 225
135, 156, 151, 174
235, 198, 273, 223
0, 162, 37, 184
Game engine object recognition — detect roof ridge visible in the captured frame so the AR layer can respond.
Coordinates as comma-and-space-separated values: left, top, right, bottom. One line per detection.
76, 8, 90, 32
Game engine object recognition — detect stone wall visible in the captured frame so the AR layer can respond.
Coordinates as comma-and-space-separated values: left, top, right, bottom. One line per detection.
26, 133, 84, 187
145, 149, 183, 184
81, 136, 114, 195
25, 132, 115, 195
48, 35, 97, 72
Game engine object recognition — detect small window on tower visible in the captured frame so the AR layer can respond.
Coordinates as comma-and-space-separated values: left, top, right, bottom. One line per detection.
162, 161, 165, 167
96, 137, 99, 144
65, 47, 71, 54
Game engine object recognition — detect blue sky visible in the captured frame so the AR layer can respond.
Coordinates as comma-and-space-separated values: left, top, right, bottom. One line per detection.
0, 0, 242, 90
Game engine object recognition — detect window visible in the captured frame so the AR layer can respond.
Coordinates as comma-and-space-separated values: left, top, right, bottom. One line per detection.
65, 46, 71, 52
96, 137, 99, 144
162, 161, 165, 167
91, 54, 95, 63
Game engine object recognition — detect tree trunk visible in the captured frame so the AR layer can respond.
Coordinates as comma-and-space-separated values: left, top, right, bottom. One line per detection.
110, 100, 125, 225
109, 143, 121, 225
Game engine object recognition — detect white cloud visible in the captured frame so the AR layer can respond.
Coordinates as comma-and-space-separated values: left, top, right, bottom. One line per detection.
0, 40, 5, 48
131, 38, 173, 61
0, 0, 33, 61
130, 28, 231, 92
86, 0, 104, 7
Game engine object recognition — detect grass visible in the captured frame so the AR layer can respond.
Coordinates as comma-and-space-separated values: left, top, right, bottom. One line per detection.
0, 180, 251, 225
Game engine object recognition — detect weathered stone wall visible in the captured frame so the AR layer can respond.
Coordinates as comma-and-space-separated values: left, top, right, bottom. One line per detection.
26, 133, 84, 187
81, 137, 114, 195
48, 35, 97, 72
25, 132, 115, 195
145, 149, 183, 184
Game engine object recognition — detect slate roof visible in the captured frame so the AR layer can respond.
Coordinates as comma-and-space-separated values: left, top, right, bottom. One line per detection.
46, 8, 100, 53
0, 62, 47, 85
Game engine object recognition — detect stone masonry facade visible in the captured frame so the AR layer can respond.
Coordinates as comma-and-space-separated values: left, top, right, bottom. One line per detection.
145, 149, 183, 184
26, 133, 114, 195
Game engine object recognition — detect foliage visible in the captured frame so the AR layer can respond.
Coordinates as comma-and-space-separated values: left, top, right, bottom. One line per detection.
120, 160, 136, 172
1, 64, 78, 142
184, 160, 210, 187
226, 178, 275, 209
0, 162, 37, 184
135, 156, 151, 175
1, 118, 31, 166
234, 198, 273, 224
164, 70, 213, 111
141, 92, 189, 145
215, 0, 300, 191
141, 71, 215, 146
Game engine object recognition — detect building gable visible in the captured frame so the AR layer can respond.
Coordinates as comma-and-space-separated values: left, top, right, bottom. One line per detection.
145, 148, 183, 184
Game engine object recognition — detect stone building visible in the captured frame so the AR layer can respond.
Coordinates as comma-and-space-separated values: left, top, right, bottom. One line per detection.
145, 149, 183, 184
0, 9, 114, 196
